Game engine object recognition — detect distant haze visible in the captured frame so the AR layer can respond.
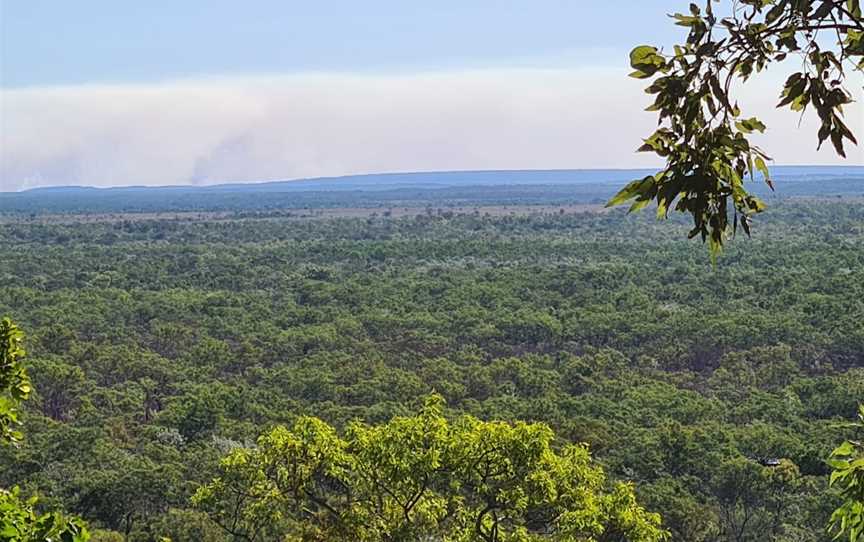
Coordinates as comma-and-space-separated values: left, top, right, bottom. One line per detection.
2, 69, 861, 191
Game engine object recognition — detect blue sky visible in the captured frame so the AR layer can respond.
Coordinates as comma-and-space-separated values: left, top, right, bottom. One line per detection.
2, 1, 673, 87
1, 1, 861, 190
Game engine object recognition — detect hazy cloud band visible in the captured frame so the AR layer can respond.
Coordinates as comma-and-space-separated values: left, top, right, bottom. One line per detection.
1, 69, 861, 190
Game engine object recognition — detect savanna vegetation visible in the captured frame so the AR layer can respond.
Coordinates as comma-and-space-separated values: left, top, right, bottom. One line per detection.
2, 1, 863, 539
1, 198, 862, 540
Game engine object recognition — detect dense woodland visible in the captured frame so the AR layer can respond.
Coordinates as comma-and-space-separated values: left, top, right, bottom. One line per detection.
1, 197, 863, 540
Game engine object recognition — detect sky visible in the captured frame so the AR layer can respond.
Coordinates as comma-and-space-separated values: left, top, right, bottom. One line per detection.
1, 1, 862, 190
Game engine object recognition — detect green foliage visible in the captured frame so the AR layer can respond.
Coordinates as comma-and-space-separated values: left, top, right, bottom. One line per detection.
0, 319, 91, 541
193, 396, 668, 541
1, 203, 862, 540
612, 0, 862, 254
711, 457, 802, 540
827, 405, 864, 542
0, 487, 89, 542
0, 318, 31, 445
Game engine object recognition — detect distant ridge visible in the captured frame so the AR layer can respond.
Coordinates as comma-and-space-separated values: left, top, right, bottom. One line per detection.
12, 165, 864, 194
3, 166, 862, 215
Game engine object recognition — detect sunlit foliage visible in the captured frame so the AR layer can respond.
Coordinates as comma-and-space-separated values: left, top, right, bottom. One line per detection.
193, 396, 667, 542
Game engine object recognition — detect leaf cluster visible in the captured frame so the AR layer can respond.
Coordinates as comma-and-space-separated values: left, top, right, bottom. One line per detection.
0, 318, 31, 445
827, 404, 864, 542
192, 396, 668, 542
0, 486, 90, 542
612, 0, 862, 255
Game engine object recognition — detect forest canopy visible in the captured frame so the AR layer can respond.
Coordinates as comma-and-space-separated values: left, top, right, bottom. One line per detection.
1, 200, 862, 540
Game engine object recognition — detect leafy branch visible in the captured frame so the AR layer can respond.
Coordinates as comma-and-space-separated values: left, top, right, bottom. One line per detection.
610, 0, 862, 256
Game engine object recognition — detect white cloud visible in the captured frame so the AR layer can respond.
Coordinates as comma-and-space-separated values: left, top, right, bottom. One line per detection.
1, 68, 861, 190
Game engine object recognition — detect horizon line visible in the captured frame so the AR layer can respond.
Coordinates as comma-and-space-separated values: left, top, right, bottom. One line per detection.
6, 164, 864, 194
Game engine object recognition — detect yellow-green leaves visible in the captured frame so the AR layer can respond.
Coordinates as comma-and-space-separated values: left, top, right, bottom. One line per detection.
827, 405, 864, 542
193, 396, 669, 541
630, 46, 668, 78
754, 156, 770, 183
735, 117, 767, 134
0, 318, 32, 446
607, 176, 657, 209
0, 487, 90, 542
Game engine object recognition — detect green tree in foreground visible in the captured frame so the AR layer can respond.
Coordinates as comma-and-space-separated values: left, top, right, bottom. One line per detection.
0, 317, 90, 541
193, 396, 668, 542
610, 0, 862, 254
0, 318, 31, 445
0, 487, 89, 542
827, 405, 864, 542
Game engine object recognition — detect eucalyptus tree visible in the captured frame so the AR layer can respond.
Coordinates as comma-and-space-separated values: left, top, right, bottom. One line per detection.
193, 396, 669, 542
611, 0, 862, 254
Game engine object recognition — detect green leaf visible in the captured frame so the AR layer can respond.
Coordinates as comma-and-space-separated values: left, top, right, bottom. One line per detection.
629, 199, 652, 213
672, 13, 701, 27
629, 46, 666, 76
606, 177, 654, 207
832, 441, 856, 457
765, 3, 786, 24
812, 0, 835, 19
754, 157, 770, 182
747, 196, 767, 213
735, 117, 767, 134
777, 74, 807, 108
630, 45, 658, 65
